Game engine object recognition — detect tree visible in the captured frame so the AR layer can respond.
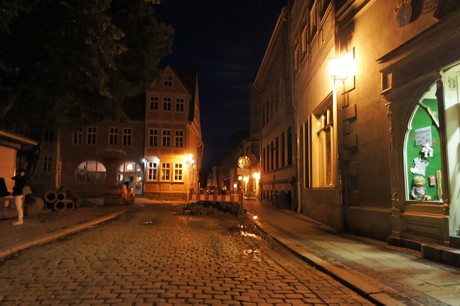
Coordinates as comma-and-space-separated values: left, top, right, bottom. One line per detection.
0, 0, 173, 131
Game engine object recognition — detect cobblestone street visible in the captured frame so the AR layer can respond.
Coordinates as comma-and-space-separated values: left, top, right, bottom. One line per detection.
0, 204, 372, 305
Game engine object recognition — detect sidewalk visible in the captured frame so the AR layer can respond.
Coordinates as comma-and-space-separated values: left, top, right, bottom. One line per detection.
0, 202, 133, 261
243, 199, 460, 306
1, 198, 459, 305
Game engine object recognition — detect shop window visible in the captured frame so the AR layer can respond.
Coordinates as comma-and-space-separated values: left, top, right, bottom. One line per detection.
405, 96, 443, 202
75, 160, 106, 184
311, 96, 335, 187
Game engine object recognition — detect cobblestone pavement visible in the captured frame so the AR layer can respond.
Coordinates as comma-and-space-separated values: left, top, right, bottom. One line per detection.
0, 204, 373, 305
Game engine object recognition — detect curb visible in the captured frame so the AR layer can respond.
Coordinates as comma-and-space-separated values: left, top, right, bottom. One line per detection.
246, 212, 405, 306
0, 208, 131, 261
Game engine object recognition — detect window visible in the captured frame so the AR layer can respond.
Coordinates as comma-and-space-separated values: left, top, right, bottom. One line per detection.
174, 163, 183, 181
301, 23, 308, 56
109, 127, 118, 145
262, 148, 266, 172
311, 96, 334, 187
147, 162, 158, 181
122, 128, 132, 146
149, 96, 159, 111
309, 2, 318, 40
73, 128, 83, 145
161, 162, 171, 181
43, 156, 52, 172
287, 127, 293, 166
163, 75, 173, 87
163, 97, 172, 111
304, 119, 311, 188
75, 160, 106, 184
148, 129, 158, 147
176, 98, 185, 112
281, 132, 286, 167
87, 127, 97, 145
270, 141, 274, 171
44, 130, 54, 143
162, 130, 171, 147
175, 130, 184, 148
275, 137, 279, 169
293, 44, 300, 72
318, 0, 331, 20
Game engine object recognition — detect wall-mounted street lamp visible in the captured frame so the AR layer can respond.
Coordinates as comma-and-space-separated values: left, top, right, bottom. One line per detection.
328, 51, 356, 81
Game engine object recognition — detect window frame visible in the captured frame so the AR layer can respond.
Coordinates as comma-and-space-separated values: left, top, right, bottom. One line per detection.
122, 128, 132, 146
173, 163, 184, 182
160, 162, 171, 181
108, 127, 118, 146
87, 127, 97, 145
311, 94, 335, 188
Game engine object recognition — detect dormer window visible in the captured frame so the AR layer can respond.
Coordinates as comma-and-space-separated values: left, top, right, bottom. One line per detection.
163, 75, 173, 87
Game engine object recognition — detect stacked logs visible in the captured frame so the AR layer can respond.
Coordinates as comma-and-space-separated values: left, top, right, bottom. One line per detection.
44, 191, 75, 211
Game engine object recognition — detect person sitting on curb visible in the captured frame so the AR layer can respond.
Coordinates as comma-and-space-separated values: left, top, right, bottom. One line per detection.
11, 169, 27, 226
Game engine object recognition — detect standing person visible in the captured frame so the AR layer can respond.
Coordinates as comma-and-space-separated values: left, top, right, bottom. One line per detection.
11, 169, 26, 225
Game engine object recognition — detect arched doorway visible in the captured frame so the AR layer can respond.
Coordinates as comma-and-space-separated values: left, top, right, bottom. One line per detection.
441, 64, 460, 237
117, 161, 143, 196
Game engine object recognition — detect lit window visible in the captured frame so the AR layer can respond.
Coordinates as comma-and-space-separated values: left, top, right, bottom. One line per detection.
161, 162, 171, 181
311, 97, 334, 187
75, 160, 106, 184
147, 162, 158, 181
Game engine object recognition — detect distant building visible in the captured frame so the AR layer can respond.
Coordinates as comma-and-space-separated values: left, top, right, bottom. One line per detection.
143, 66, 203, 200
253, 6, 295, 209
27, 66, 203, 202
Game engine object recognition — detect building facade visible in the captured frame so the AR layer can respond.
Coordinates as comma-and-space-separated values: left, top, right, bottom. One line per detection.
254, 0, 460, 249
253, 7, 296, 210
143, 66, 203, 201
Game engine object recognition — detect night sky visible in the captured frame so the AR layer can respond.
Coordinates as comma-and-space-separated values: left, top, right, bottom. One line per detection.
155, 0, 287, 175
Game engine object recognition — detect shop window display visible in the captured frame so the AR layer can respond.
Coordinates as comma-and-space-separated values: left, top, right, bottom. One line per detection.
405, 98, 443, 202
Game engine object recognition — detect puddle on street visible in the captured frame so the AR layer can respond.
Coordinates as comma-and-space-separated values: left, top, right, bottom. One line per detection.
242, 248, 261, 261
